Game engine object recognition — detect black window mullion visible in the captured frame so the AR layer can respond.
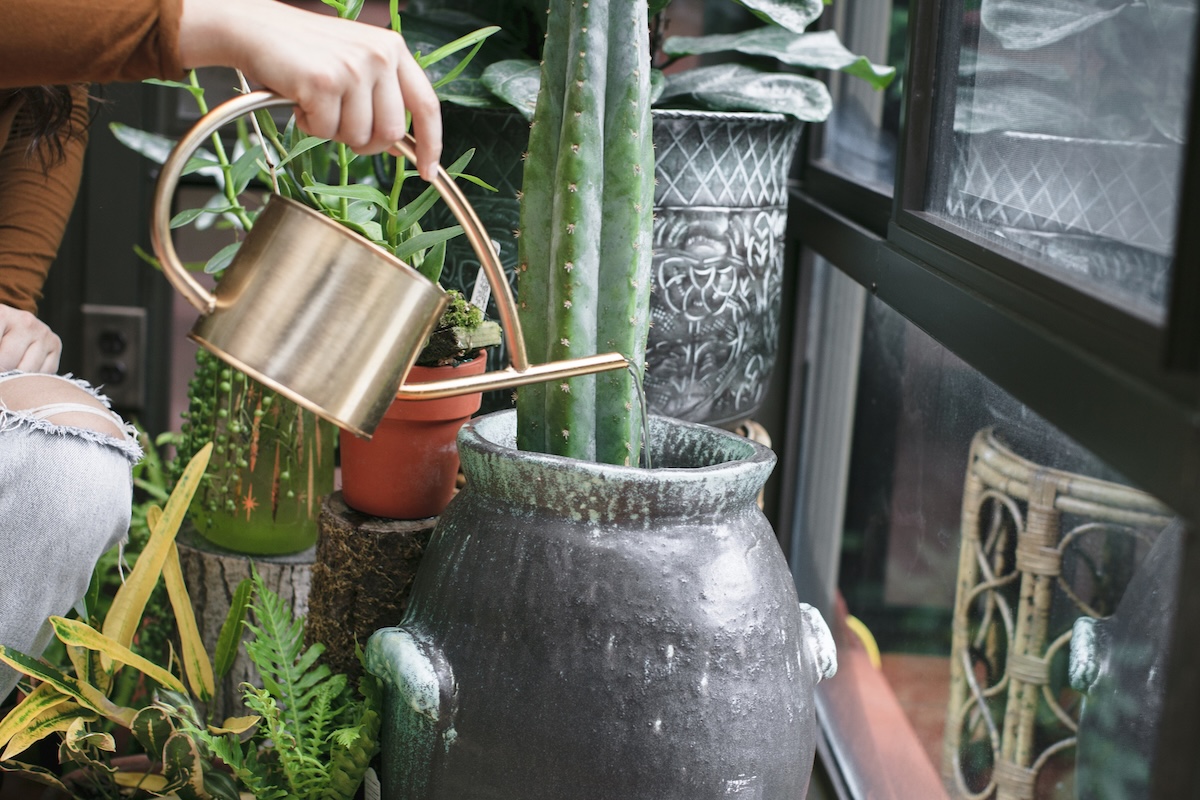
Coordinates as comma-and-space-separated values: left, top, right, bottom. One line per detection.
1165, 8, 1200, 372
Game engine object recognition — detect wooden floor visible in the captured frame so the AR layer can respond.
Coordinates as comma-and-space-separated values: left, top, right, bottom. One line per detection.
878, 652, 1077, 800
879, 652, 951, 770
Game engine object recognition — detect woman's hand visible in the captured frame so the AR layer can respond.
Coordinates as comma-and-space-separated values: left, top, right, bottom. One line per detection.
178, 0, 442, 179
0, 305, 61, 373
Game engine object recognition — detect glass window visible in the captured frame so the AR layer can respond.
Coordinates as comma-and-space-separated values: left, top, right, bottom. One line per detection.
793, 259, 1180, 797
923, 0, 1197, 319
819, 0, 909, 189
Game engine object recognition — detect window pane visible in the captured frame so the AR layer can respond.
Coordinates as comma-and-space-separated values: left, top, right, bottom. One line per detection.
818, 0, 908, 189
798, 266, 1181, 797
925, 0, 1196, 317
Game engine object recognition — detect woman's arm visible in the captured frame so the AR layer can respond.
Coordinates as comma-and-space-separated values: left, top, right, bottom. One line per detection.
0, 0, 441, 175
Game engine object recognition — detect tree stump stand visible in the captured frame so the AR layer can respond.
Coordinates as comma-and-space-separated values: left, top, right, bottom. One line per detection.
177, 528, 315, 722
305, 492, 437, 680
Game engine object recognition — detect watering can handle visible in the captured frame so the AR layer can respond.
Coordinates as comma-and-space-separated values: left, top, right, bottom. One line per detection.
152, 90, 629, 398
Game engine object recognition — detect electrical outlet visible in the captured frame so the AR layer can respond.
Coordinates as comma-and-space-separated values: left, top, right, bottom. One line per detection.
80, 304, 146, 411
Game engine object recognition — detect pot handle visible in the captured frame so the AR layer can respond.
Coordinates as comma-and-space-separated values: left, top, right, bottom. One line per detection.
799, 603, 838, 683
151, 92, 299, 315
1068, 617, 1108, 694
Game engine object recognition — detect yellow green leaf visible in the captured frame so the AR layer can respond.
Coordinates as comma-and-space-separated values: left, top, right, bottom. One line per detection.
50, 617, 187, 696
2, 702, 97, 760
0, 758, 69, 792
159, 521, 215, 702
114, 771, 171, 792
0, 683, 69, 748
63, 716, 114, 753
0, 646, 135, 728
207, 715, 261, 736
102, 443, 213, 665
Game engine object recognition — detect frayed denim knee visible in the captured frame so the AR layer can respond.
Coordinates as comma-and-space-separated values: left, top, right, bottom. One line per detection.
0, 372, 142, 700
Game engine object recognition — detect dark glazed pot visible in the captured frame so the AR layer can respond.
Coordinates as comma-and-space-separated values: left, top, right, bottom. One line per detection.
365, 409, 836, 800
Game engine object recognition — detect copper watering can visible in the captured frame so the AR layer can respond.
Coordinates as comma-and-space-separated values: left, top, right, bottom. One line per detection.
152, 91, 628, 438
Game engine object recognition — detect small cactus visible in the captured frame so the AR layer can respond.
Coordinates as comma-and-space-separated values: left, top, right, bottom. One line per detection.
515, 0, 655, 465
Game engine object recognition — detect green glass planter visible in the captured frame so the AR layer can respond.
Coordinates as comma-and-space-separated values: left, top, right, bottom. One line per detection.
178, 350, 335, 555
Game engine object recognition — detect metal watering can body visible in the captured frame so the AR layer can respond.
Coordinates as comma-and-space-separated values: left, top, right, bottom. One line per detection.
152, 91, 627, 438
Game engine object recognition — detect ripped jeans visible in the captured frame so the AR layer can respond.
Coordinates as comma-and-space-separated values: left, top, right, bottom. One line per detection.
0, 371, 142, 700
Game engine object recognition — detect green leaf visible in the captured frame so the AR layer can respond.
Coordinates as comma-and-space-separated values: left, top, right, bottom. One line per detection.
481, 59, 542, 121
182, 154, 221, 177
650, 69, 667, 105
450, 171, 497, 193
658, 63, 833, 121
201, 768, 242, 800
394, 226, 464, 263
230, 144, 266, 195
417, 239, 447, 284
108, 123, 179, 166
0, 647, 135, 728
0, 682, 68, 750
48, 616, 188, 696
170, 206, 238, 229
731, 0, 826, 33
205, 242, 242, 274
418, 25, 500, 70
340, 219, 386, 244
436, 82, 510, 109
303, 182, 392, 209
214, 578, 253, 679
2, 702, 97, 761
161, 731, 206, 800
393, 149, 477, 232
143, 77, 206, 101
345, 199, 380, 225
131, 707, 175, 759
277, 136, 332, 167
662, 28, 895, 90
0, 758, 70, 793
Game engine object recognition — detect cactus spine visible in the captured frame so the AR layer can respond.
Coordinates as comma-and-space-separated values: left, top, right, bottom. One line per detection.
515, 0, 655, 465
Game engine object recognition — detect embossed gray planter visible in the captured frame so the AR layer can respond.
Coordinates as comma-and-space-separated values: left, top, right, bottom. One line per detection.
365, 409, 836, 800
430, 107, 804, 427
649, 110, 804, 426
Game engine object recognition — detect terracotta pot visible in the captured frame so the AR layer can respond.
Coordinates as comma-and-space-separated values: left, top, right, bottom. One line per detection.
339, 351, 487, 519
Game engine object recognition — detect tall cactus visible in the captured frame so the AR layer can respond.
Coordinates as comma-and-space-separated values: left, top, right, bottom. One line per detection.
515, 0, 655, 465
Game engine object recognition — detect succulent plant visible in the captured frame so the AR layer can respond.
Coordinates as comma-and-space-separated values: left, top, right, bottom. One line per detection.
513, 0, 656, 465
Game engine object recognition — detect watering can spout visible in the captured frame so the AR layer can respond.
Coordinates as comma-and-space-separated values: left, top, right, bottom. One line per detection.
151, 91, 630, 438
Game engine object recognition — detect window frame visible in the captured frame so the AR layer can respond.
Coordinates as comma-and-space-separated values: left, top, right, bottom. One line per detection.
787, 0, 1200, 794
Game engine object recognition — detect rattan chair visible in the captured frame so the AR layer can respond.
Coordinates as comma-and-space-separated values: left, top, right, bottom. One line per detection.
942, 428, 1172, 800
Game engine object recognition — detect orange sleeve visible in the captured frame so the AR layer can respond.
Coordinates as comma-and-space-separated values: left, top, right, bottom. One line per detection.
0, 0, 183, 89
0, 87, 90, 313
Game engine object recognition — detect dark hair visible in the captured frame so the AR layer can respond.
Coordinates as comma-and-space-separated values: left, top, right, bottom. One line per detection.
11, 85, 85, 166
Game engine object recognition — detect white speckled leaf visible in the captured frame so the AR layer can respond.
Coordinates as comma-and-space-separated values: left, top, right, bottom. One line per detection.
732, 0, 825, 33
658, 64, 832, 122
663, 28, 896, 90
481, 59, 542, 121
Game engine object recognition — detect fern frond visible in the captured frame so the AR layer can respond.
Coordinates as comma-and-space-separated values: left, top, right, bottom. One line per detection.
320, 678, 381, 800
199, 729, 289, 800
243, 570, 333, 740
243, 685, 325, 798
301, 676, 348, 764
